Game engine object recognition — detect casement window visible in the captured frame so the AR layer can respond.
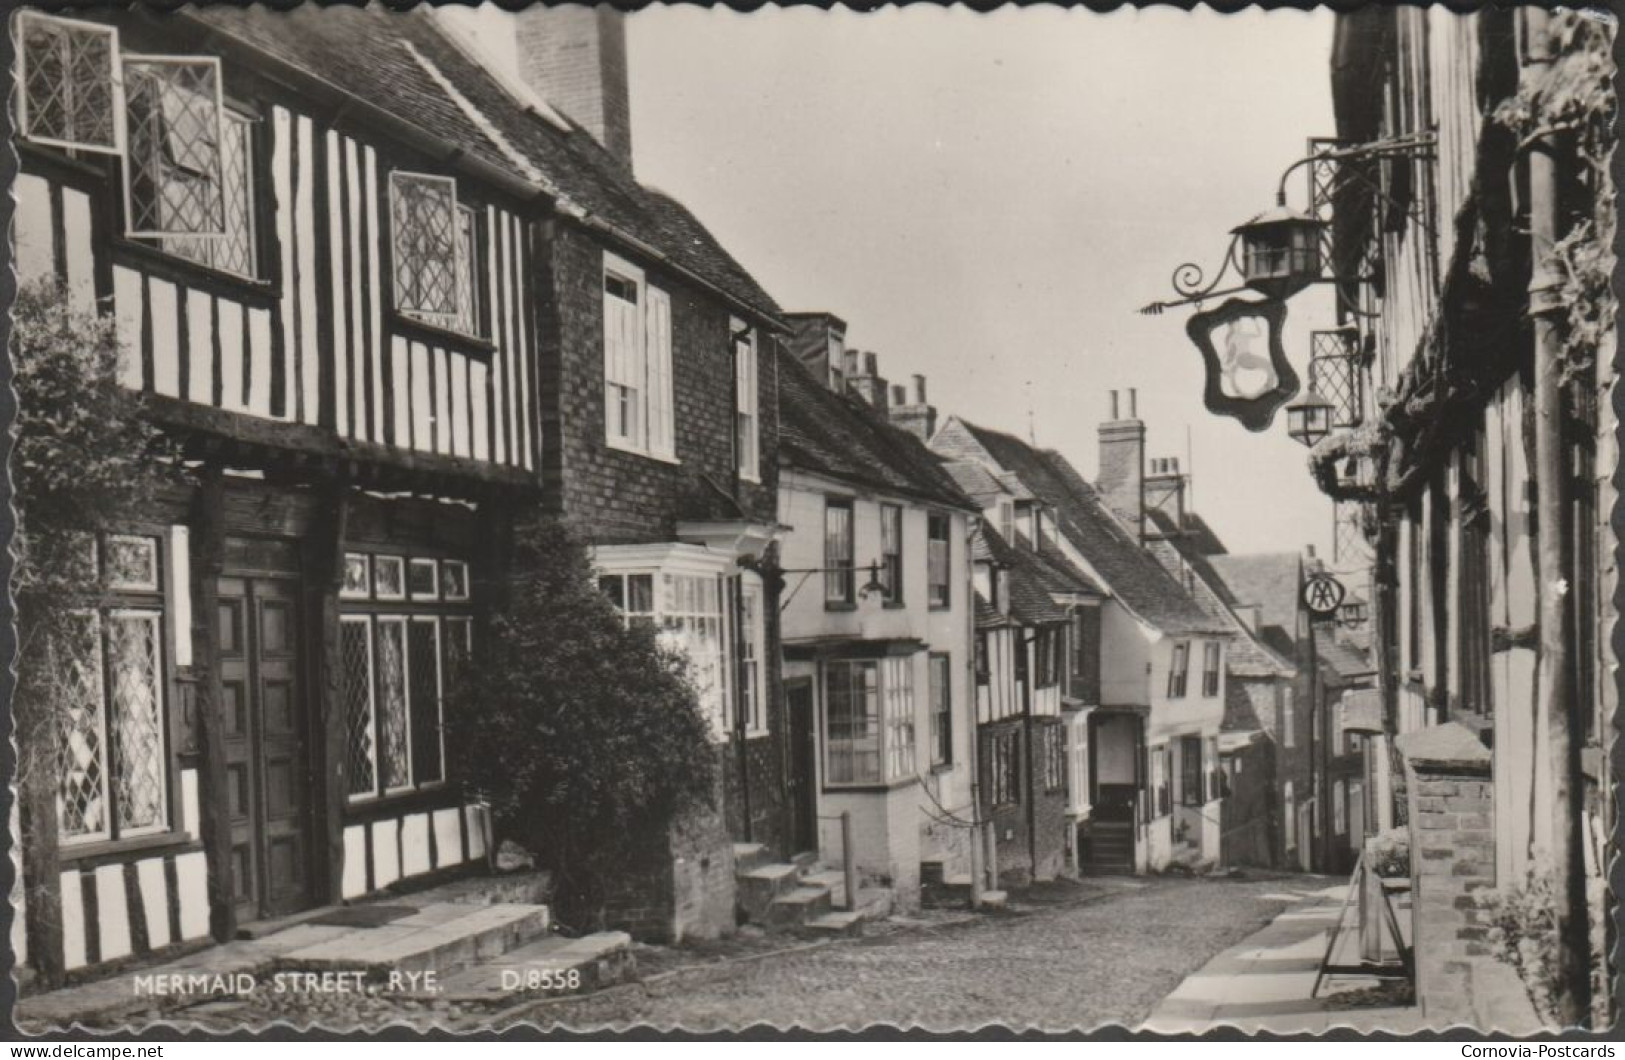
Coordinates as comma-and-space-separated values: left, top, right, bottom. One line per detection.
733, 319, 759, 482
1201, 641, 1221, 698
739, 578, 766, 737
602, 253, 674, 459
974, 633, 990, 687
1044, 725, 1066, 793
1069, 606, 1100, 702
998, 500, 1015, 544
928, 653, 952, 767
340, 550, 472, 800
161, 109, 258, 278
600, 565, 732, 740
824, 497, 855, 606
1334, 778, 1348, 835
18, 12, 124, 154
390, 173, 482, 338
927, 513, 951, 609
879, 504, 903, 605
825, 657, 915, 786
1281, 685, 1296, 749
55, 534, 170, 845
1167, 641, 1190, 699
989, 728, 1019, 807
123, 56, 227, 240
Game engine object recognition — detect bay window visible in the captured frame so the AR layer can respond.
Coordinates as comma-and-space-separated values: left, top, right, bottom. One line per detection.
825, 656, 917, 786
341, 550, 472, 800
602, 253, 674, 459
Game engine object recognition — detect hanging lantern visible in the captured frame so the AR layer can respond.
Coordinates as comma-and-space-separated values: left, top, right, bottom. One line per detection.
1285, 387, 1336, 448
1232, 204, 1326, 301
1339, 596, 1369, 628
1184, 296, 1300, 432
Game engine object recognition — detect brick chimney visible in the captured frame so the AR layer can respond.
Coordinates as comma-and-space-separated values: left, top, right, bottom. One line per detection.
1098, 389, 1146, 541
515, 5, 633, 170
848, 351, 889, 412
1144, 455, 1187, 531
889, 374, 938, 443
785, 312, 848, 393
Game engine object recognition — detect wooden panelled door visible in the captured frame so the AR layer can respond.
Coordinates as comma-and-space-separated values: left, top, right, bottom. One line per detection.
219, 573, 315, 921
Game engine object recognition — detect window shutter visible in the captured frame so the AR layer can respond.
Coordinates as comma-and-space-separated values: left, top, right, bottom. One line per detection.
646, 285, 674, 458
389, 171, 459, 317
122, 56, 226, 238
18, 12, 123, 155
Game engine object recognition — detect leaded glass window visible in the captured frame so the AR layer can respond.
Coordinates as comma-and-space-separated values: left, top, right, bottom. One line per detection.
390, 171, 478, 335
375, 617, 411, 792
161, 110, 257, 277
54, 612, 109, 841
122, 56, 226, 238
107, 612, 166, 833
408, 618, 443, 786
18, 12, 122, 154
341, 618, 376, 798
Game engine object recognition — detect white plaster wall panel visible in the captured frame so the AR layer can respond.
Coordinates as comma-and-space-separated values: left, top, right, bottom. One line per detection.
370, 819, 400, 889
433, 808, 463, 869
217, 298, 245, 413
94, 863, 131, 961
273, 106, 296, 422
62, 187, 95, 313
464, 804, 488, 860
185, 291, 214, 407
248, 306, 274, 418
391, 336, 412, 450
14, 173, 54, 284
328, 130, 350, 439
401, 813, 431, 877
296, 114, 320, 426
113, 265, 144, 391
59, 869, 86, 970
342, 825, 368, 899
410, 341, 432, 451
366, 148, 385, 447
175, 851, 210, 940
181, 767, 200, 840
136, 857, 170, 950
148, 276, 179, 398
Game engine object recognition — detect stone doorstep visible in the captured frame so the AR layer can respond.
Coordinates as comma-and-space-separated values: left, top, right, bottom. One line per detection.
803, 911, 865, 937
766, 886, 833, 927
409, 932, 635, 1005
730, 843, 773, 876
276, 903, 552, 977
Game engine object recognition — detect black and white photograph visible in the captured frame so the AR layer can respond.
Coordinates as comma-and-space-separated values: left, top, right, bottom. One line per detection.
1, 0, 1618, 1042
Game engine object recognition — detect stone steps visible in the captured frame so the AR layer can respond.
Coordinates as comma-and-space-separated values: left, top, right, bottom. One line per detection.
274, 902, 551, 981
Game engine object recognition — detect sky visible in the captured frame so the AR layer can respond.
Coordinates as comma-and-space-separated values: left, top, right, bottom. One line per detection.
451, 4, 1342, 560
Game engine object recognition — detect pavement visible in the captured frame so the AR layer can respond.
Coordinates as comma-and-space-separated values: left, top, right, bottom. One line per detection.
1144, 879, 1427, 1034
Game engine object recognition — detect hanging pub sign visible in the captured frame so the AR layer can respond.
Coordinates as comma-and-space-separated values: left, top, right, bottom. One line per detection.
1302, 570, 1347, 618
1183, 296, 1300, 432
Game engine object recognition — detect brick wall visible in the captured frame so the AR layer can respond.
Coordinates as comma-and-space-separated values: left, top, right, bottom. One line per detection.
1396, 722, 1495, 1024
537, 221, 778, 544
514, 6, 633, 169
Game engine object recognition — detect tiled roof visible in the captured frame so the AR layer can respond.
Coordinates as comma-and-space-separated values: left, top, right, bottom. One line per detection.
940, 460, 1008, 507
1318, 638, 1376, 682
1206, 553, 1305, 635
1024, 535, 1105, 598
182, 5, 782, 323
973, 525, 1069, 626
933, 418, 1224, 636
1145, 512, 1292, 678
777, 350, 977, 511
974, 591, 1010, 630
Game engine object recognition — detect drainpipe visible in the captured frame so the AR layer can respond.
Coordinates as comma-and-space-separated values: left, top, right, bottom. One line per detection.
1022, 631, 1039, 882
1524, 6, 1592, 1027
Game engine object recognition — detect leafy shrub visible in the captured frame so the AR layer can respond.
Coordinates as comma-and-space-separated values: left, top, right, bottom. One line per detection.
445, 517, 718, 931
1476, 867, 1562, 1025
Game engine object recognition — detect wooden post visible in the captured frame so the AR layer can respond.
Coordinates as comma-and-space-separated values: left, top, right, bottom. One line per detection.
307, 481, 349, 905
1524, 6, 1592, 1026
190, 464, 236, 942
16, 655, 64, 986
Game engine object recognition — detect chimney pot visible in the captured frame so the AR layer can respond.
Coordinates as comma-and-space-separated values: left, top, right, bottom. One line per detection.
1129, 388, 1138, 418
1110, 390, 1120, 420
913, 374, 927, 404
891, 384, 907, 406
864, 351, 879, 376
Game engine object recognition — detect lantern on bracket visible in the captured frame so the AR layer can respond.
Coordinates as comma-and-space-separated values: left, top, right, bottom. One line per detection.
1183, 296, 1300, 432
1285, 386, 1336, 449
1232, 202, 1326, 301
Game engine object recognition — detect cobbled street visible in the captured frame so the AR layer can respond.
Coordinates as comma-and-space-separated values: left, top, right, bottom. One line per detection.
504, 874, 1331, 1034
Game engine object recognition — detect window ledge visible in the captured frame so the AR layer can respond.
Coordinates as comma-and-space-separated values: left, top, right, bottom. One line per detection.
824, 601, 858, 613
930, 762, 956, 776
881, 600, 906, 610
113, 240, 279, 306
823, 775, 922, 795
604, 437, 681, 466
59, 830, 197, 866
928, 603, 952, 613
391, 312, 497, 358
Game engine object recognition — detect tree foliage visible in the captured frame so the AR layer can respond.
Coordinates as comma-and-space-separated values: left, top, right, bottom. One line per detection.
445, 517, 718, 929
